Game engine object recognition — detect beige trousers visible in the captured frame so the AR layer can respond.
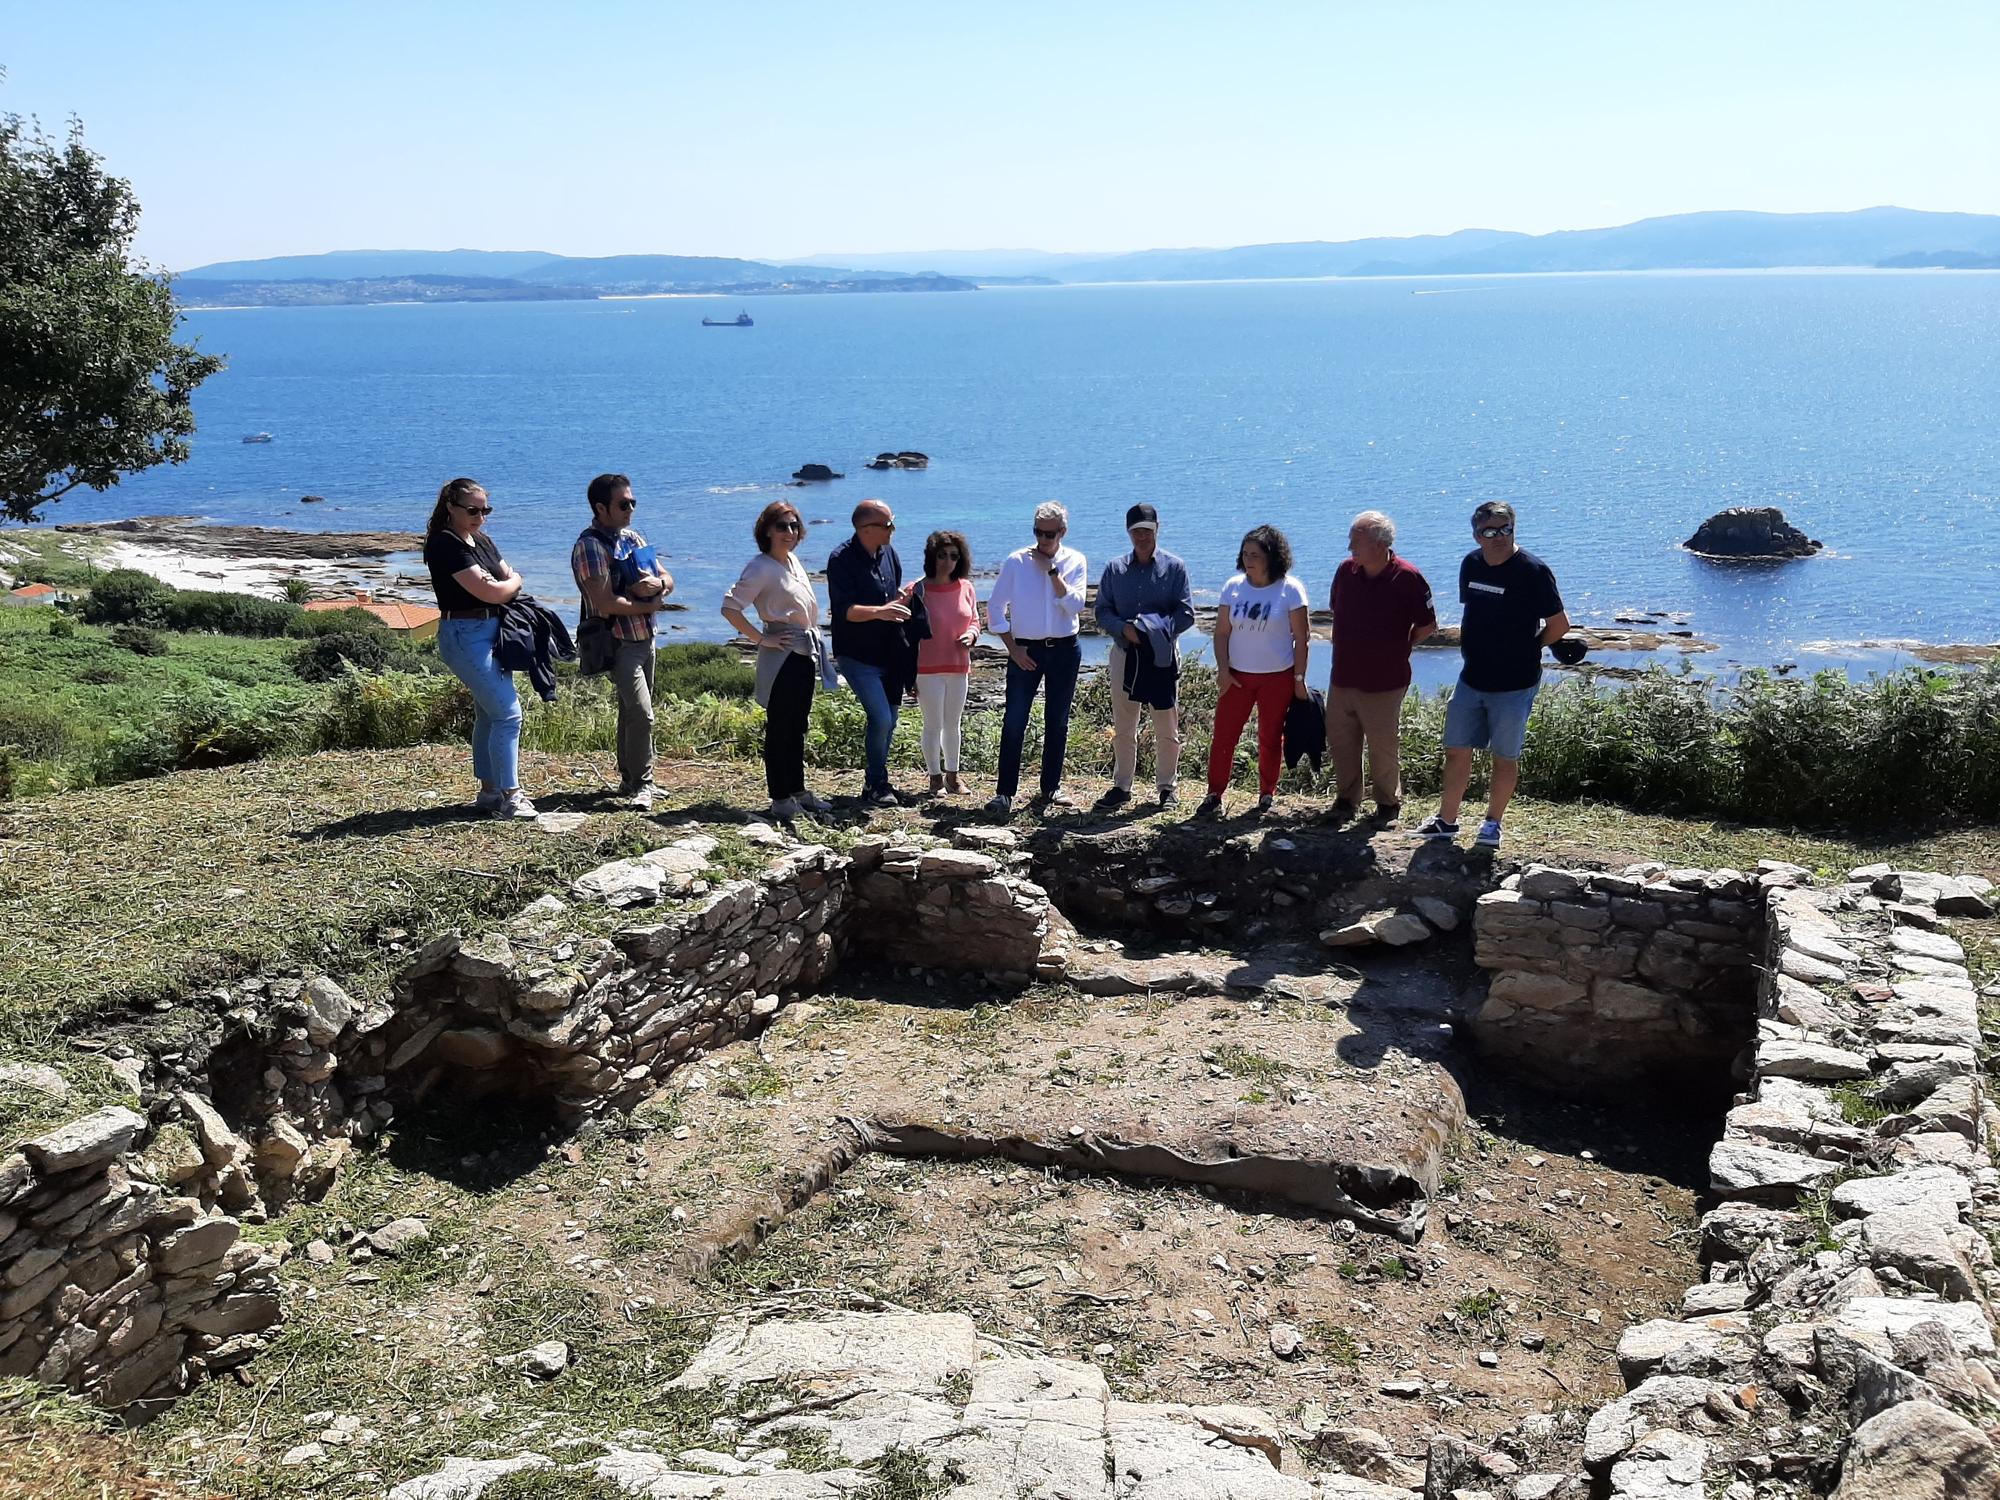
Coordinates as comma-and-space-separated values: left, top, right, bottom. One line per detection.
1326, 684, 1407, 807
1108, 643, 1182, 791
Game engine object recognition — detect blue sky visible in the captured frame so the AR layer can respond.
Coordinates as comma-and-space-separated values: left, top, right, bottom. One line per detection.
6, 1, 1998, 270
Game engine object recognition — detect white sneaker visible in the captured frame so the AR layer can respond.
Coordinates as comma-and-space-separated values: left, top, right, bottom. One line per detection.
628, 784, 655, 811
491, 791, 539, 820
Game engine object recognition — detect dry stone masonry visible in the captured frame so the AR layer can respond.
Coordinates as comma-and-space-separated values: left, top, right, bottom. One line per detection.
0, 1105, 280, 1407
1468, 863, 1767, 1088
0, 830, 1071, 1408
6, 820, 1998, 1500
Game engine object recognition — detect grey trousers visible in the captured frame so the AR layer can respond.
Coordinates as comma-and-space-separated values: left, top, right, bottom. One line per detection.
612, 637, 656, 789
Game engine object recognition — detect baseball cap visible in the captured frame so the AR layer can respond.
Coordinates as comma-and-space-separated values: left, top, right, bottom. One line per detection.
1125, 503, 1160, 531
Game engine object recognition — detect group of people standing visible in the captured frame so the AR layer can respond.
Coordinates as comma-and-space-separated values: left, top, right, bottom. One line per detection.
717, 494, 1568, 849
423, 474, 1568, 849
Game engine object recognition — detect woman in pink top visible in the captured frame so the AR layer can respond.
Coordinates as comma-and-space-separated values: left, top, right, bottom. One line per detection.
914, 529, 980, 796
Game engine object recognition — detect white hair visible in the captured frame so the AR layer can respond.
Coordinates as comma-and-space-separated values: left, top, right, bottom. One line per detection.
1351, 510, 1396, 547
1033, 500, 1069, 528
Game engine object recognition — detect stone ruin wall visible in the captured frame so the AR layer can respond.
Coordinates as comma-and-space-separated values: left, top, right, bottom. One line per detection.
11, 833, 2000, 1499
0, 833, 1071, 1410
1467, 862, 1766, 1087
0, 1107, 281, 1407
1466, 857, 2000, 1498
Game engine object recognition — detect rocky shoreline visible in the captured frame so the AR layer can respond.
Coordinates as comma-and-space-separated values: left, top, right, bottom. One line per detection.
7, 519, 1996, 671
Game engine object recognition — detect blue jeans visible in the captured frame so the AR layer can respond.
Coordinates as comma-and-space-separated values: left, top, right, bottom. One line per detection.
438, 617, 522, 790
839, 656, 900, 791
997, 637, 1081, 799
1442, 678, 1539, 761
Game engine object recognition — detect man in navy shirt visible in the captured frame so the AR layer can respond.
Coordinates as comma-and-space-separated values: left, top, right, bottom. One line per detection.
1094, 503, 1196, 809
826, 499, 911, 806
1418, 501, 1568, 851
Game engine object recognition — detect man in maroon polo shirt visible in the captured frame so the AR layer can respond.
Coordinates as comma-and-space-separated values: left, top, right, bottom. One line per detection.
1325, 510, 1436, 824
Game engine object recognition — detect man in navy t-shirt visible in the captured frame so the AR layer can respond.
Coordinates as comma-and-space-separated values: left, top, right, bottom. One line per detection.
1417, 500, 1568, 850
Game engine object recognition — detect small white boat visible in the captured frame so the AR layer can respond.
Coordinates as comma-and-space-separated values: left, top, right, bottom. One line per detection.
242, 432, 274, 444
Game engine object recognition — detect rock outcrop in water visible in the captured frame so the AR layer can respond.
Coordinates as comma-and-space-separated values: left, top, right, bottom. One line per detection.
1685, 506, 1822, 559
790, 463, 843, 483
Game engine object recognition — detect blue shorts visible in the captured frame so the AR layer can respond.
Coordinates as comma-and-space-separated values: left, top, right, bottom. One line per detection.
1443, 679, 1538, 760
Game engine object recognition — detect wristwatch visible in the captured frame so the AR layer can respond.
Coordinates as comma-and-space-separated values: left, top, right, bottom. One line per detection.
1047, 565, 1059, 577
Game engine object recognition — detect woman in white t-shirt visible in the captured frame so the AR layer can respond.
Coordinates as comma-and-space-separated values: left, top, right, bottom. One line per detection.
722, 500, 830, 821
1200, 525, 1312, 817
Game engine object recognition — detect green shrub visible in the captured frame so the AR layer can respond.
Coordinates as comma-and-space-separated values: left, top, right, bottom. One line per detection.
109, 624, 169, 657
80, 568, 174, 626
0, 699, 74, 759
280, 577, 313, 604
162, 589, 299, 637
654, 642, 756, 700
286, 606, 391, 638
45, 614, 75, 640
292, 630, 392, 683
305, 671, 473, 752
98, 682, 306, 780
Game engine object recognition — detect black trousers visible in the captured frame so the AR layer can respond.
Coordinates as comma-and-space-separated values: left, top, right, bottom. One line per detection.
765, 650, 816, 799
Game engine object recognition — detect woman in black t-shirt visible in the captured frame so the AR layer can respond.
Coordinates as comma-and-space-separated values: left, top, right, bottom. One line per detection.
424, 477, 537, 818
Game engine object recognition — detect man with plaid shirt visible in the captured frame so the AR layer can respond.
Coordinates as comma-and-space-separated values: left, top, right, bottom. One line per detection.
571, 472, 674, 807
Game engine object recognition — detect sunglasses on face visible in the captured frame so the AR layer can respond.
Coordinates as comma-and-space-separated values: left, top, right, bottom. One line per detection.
862, 519, 896, 532
1033, 528, 1063, 540
773, 519, 803, 533
453, 501, 493, 516
937, 547, 960, 557
1476, 524, 1514, 539
613, 499, 637, 512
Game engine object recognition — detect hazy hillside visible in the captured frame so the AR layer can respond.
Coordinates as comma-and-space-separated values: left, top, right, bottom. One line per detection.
183, 208, 2000, 294
1052, 208, 2000, 282
181, 249, 564, 280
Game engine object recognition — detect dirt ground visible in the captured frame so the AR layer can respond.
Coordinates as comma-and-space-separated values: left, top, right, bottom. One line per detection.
529, 945, 1711, 1458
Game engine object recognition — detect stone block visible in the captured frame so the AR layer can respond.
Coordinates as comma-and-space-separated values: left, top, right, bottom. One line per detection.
155, 1217, 240, 1275
1593, 980, 1672, 1023
1830, 1167, 1971, 1224
1518, 866, 1585, 901
1708, 1141, 1839, 1199
1487, 971, 1588, 1014
300, 976, 355, 1046
21, 1108, 145, 1175
1755, 1038, 1870, 1081
1831, 1399, 2000, 1500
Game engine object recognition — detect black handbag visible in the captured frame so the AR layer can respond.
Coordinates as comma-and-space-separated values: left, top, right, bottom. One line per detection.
576, 615, 617, 675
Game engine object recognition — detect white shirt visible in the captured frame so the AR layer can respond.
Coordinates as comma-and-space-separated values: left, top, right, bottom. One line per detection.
987, 544, 1088, 640
1219, 572, 1311, 675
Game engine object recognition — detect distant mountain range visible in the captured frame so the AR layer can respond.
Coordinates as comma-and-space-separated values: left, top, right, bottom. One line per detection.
179, 208, 2000, 307
172, 252, 986, 307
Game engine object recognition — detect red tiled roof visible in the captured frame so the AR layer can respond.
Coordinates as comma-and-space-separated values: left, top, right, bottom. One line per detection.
302, 597, 441, 631
9, 582, 58, 597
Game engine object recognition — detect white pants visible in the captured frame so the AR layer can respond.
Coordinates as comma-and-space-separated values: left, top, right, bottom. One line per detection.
1109, 643, 1182, 791
916, 673, 969, 774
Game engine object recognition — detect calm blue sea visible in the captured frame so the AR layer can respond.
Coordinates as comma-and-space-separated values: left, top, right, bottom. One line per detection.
51, 270, 2000, 690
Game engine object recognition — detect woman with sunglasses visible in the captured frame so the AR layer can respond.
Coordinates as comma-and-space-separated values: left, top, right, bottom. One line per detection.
912, 529, 980, 796
424, 477, 536, 818
722, 500, 832, 820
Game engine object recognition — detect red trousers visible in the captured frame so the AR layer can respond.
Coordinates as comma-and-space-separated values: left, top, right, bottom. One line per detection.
1207, 668, 1295, 795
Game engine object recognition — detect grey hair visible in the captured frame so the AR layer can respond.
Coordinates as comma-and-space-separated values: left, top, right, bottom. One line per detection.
1033, 500, 1069, 528
1472, 499, 1516, 524
1350, 510, 1396, 547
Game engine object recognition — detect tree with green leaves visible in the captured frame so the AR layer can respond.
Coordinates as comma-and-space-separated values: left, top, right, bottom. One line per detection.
1, 110, 223, 522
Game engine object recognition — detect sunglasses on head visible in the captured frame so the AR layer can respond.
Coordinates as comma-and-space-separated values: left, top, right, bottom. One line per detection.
453, 501, 493, 516
1033, 527, 1063, 539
